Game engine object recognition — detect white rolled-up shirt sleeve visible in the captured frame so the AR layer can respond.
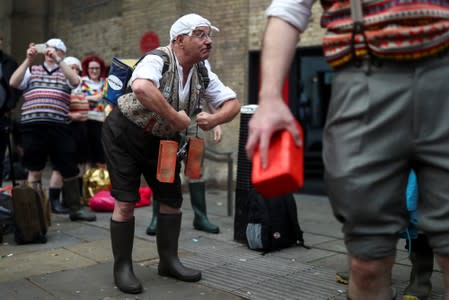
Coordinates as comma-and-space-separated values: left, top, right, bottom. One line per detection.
18, 69, 31, 90
130, 55, 164, 88
266, 0, 316, 33
202, 60, 237, 109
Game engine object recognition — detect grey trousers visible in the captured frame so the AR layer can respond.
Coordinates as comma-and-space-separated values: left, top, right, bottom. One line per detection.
323, 53, 449, 259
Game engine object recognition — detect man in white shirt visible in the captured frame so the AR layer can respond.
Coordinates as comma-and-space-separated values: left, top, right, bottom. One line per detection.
103, 13, 240, 294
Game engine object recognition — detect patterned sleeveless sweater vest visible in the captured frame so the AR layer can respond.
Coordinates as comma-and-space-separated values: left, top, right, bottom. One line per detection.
118, 46, 206, 138
21, 65, 72, 125
321, 0, 449, 68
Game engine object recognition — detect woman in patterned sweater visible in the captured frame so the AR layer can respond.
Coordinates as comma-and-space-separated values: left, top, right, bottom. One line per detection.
80, 54, 107, 168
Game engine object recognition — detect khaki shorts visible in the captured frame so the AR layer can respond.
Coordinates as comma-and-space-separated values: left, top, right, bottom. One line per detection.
323, 53, 449, 258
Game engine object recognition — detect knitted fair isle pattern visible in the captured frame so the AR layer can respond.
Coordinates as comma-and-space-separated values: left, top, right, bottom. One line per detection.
320, 0, 449, 68
21, 65, 72, 124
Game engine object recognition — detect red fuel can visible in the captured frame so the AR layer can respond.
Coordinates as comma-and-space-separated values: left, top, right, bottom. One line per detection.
251, 121, 304, 198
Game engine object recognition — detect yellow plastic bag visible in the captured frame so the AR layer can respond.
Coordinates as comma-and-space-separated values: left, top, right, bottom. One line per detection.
82, 168, 111, 205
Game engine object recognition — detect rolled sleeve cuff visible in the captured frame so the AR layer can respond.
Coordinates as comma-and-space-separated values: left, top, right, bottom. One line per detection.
215, 89, 237, 105
130, 55, 164, 88
266, 0, 314, 33
207, 86, 237, 109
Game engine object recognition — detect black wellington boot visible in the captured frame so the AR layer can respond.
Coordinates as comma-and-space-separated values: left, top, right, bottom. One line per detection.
189, 181, 219, 234
145, 200, 159, 236
49, 188, 69, 214
111, 218, 143, 294
403, 234, 434, 300
63, 178, 96, 221
157, 213, 202, 282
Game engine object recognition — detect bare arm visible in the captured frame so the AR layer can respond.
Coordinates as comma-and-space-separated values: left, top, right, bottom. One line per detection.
59, 60, 80, 87
9, 43, 38, 88
69, 111, 88, 122
245, 17, 303, 168
132, 78, 191, 132
206, 103, 223, 143
10, 44, 80, 88
260, 17, 299, 103
196, 98, 240, 131
46, 47, 80, 87
211, 125, 222, 144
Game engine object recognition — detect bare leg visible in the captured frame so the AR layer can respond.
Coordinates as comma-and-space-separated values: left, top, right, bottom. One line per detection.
49, 170, 63, 188
436, 254, 449, 300
348, 256, 394, 300
112, 200, 135, 222
78, 163, 87, 178
27, 170, 42, 183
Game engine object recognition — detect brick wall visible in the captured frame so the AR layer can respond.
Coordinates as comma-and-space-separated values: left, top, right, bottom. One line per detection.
301, 3, 325, 46
248, 0, 270, 50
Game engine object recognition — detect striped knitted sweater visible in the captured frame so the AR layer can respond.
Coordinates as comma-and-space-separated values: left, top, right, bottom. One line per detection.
321, 0, 449, 68
69, 93, 89, 114
21, 65, 72, 125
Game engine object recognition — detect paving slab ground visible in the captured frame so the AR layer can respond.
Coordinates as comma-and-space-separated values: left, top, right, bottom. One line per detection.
0, 188, 445, 300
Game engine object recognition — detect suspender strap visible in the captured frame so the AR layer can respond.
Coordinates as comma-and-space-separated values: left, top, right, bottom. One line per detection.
349, 0, 373, 73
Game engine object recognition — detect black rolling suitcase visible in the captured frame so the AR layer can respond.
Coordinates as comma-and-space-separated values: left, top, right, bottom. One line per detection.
6, 124, 50, 244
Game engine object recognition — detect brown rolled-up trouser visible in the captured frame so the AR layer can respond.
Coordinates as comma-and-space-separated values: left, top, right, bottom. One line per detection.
323, 52, 449, 259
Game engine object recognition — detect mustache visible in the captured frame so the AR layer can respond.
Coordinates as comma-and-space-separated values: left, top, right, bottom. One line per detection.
206, 44, 212, 50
